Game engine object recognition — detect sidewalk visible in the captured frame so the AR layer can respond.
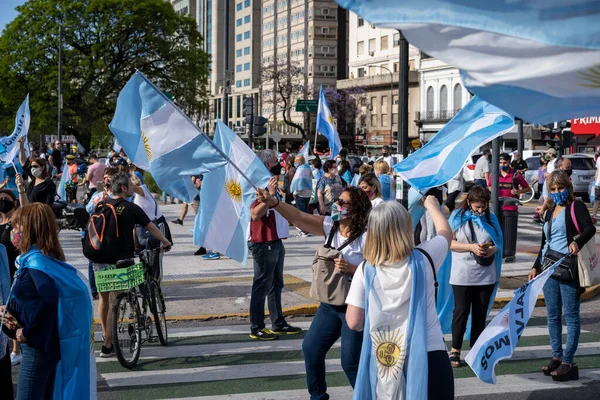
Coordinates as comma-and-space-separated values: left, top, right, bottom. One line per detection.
61, 204, 599, 322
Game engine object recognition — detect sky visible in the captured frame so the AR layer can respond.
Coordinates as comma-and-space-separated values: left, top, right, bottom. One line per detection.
0, 0, 26, 33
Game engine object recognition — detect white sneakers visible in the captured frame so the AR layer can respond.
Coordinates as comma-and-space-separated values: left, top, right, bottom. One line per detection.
10, 352, 22, 366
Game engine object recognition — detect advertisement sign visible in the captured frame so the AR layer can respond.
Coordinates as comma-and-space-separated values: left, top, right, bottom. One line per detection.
571, 117, 600, 135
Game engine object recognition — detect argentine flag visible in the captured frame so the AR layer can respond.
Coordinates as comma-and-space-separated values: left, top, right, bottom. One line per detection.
465, 260, 560, 384
0, 95, 30, 164
109, 72, 227, 203
57, 163, 71, 201
316, 86, 342, 159
336, 0, 600, 123
394, 96, 513, 191
299, 139, 310, 160
194, 120, 271, 265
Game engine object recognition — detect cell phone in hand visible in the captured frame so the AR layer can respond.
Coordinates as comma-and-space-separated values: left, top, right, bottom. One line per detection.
480, 242, 493, 249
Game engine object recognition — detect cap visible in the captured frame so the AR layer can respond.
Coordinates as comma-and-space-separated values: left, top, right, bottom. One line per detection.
546, 148, 557, 155
499, 153, 511, 161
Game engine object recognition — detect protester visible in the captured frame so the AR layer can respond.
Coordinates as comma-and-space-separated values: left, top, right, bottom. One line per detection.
311, 158, 324, 182
81, 153, 106, 197
358, 173, 384, 208
358, 163, 373, 176
473, 149, 490, 188
380, 144, 395, 169
338, 160, 353, 185
291, 155, 312, 214
592, 152, 600, 224
95, 173, 172, 357
374, 160, 396, 201
282, 157, 296, 205
345, 198, 454, 399
529, 171, 595, 381
448, 185, 503, 368
317, 159, 345, 216
172, 176, 209, 256
248, 150, 301, 341
546, 148, 558, 174
128, 161, 145, 185
256, 185, 371, 399
511, 152, 528, 175
532, 156, 549, 222
2, 203, 94, 398
25, 158, 56, 207
48, 140, 63, 176
487, 152, 530, 212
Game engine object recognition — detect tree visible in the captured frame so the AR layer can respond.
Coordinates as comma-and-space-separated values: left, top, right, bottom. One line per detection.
261, 61, 308, 141
321, 86, 366, 151
0, 0, 209, 148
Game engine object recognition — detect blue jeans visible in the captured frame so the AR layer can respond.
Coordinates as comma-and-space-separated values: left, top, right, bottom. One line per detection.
302, 303, 363, 400
543, 277, 581, 364
248, 240, 286, 330
88, 259, 97, 295
295, 196, 310, 214
17, 343, 59, 400
474, 179, 487, 188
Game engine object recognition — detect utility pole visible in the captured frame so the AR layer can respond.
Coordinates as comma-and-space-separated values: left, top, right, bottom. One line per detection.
58, 23, 63, 142
222, 0, 230, 125
492, 137, 501, 217
397, 30, 409, 208
517, 118, 524, 159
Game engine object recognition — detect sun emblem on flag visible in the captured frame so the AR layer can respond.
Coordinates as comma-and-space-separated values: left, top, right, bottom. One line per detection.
578, 65, 600, 88
142, 131, 152, 161
328, 115, 334, 125
372, 327, 405, 380
224, 178, 242, 202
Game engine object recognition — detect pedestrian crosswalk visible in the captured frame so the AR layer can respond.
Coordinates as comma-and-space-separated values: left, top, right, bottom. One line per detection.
95, 317, 600, 399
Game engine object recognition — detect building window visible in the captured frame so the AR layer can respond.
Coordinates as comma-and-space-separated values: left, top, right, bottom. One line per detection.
321, 27, 329, 34
236, 80, 242, 88
357, 41, 364, 55
453, 84, 462, 110
244, 0, 250, 7
244, 62, 250, 70
381, 96, 388, 126
371, 115, 378, 126
244, 79, 251, 87
236, 18, 243, 26
393, 62, 399, 72
237, 3, 243, 11
236, 64, 242, 72
244, 31, 251, 39
392, 95, 398, 105
244, 46, 251, 55
440, 85, 448, 112
321, 46, 329, 53
358, 18, 364, 27
393, 32, 400, 47
358, 67, 365, 78
369, 66, 378, 75
426, 86, 434, 114
368, 38, 376, 54
236, 49, 242, 57
236, 96, 241, 118
381, 36, 388, 50
371, 96, 377, 112
236, 33, 243, 42
244, 15, 251, 23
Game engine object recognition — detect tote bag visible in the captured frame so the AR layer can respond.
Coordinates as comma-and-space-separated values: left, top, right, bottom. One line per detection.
571, 202, 600, 287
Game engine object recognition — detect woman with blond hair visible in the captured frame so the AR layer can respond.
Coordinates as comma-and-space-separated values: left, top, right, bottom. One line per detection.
345, 197, 454, 399
374, 160, 395, 201
358, 173, 384, 208
1, 203, 94, 399
529, 170, 595, 381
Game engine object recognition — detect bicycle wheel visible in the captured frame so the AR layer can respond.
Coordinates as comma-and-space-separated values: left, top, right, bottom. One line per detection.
149, 280, 168, 346
520, 187, 535, 203
112, 292, 142, 368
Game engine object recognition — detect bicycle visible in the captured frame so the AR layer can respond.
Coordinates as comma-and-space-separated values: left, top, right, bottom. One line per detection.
519, 186, 536, 203
110, 248, 168, 368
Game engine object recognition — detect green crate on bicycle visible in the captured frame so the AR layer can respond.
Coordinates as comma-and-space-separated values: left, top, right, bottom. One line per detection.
95, 263, 145, 293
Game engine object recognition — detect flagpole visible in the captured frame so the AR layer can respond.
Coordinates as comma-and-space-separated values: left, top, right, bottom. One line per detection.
313, 129, 318, 155
136, 72, 260, 190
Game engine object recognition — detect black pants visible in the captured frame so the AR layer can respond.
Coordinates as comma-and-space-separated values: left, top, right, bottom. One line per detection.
0, 344, 14, 399
445, 190, 461, 212
452, 284, 495, 349
428, 350, 455, 400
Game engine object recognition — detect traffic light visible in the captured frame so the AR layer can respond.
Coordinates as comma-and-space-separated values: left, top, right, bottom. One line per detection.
253, 116, 268, 137
562, 130, 574, 149
243, 96, 254, 124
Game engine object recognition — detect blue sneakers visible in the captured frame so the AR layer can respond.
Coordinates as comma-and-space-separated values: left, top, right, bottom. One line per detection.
202, 251, 220, 260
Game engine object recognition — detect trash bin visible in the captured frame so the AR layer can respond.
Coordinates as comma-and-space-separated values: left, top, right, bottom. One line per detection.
499, 197, 519, 262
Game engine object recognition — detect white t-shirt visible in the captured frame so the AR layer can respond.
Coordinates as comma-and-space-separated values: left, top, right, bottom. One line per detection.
370, 197, 384, 208
473, 156, 489, 180
547, 158, 557, 174
346, 235, 448, 352
323, 217, 366, 266
133, 184, 163, 220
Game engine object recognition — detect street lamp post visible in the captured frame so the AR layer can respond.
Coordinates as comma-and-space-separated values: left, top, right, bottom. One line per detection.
367, 65, 394, 145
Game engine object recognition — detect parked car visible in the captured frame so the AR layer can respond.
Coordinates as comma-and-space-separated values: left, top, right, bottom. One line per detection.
564, 153, 595, 202
462, 153, 485, 188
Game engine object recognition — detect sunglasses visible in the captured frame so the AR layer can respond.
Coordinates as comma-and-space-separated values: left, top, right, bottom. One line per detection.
336, 198, 351, 207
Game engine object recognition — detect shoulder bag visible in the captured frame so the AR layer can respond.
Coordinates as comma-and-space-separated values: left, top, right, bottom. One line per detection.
310, 223, 364, 305
570, 202, 600, 287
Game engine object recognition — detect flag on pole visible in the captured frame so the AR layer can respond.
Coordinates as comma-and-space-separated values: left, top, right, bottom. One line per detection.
465, 260, 561, 384
109, 71, 227, 203
316, 86, 342, 159
299, 140, 310, 160
336, 0, 600, 123
193, 120, 271, 265
57, 163, 71, 201
0, 95, 30, 163
393, 97, 513, 192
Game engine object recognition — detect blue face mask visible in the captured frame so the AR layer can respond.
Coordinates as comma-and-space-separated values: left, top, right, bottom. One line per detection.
549, 188, 569, 205
500, 165, 510, 171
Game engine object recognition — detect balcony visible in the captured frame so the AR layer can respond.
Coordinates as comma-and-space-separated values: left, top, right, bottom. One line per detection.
415, 109, 461, 123
337, 70, 419, 90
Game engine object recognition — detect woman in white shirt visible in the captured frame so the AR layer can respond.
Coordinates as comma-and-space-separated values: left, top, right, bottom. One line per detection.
358, 173, 384, 208
345, 197, 454, 400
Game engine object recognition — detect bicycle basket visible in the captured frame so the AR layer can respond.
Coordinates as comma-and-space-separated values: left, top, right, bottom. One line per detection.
95, 262, 145, 293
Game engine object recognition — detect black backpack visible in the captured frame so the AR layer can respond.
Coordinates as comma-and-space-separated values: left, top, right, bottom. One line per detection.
83, 198, 124, 263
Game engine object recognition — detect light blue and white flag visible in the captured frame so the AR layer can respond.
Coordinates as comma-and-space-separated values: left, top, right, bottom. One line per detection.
336, 0, 600, 123
290, 163, 313, 195
112, 138, 122, 153
394, 97, 513, 191
465, 260, 561, 384
299, 140, 310, 160
0, 95, 30, 163
109, 71, 227, 203
316, 86, 342, 159
349, 173, 360, 187
194, 120, 271, 265
56, 163, 71, 201
378, 174, 396, 201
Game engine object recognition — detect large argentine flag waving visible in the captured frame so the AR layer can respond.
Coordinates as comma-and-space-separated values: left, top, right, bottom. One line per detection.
109, 72, 227, 202
0, 95, 30, 163
317, 86, 343, 159
336, 0, 600, 123
394, 96, 513, 191
194, 120, 271, 265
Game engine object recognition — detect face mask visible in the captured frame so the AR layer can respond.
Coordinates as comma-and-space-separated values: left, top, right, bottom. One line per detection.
331, 202, 351, 222
563, 168, 573, 177
0, 199, 15, 214
382, 153, 388, 157
549, 188, 569, 205
337, 165, 343, 172
294, 163, 300, 168
10, 229, 21, 248
270, 165, 282, 176
364, 189, 374, 198
500, 165, 510, 171
471, 210, 485, 217
31, 167, 42, 178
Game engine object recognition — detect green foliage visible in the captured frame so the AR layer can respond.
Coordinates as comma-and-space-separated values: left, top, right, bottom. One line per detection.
144, 171, 161, 195
0, 0, 209, 148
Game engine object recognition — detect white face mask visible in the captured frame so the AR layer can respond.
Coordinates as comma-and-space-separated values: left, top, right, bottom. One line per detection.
31, 167, 42, 178
337, 165, 342, 172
